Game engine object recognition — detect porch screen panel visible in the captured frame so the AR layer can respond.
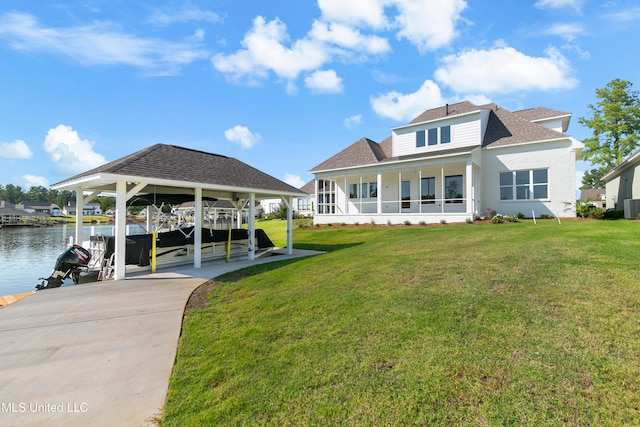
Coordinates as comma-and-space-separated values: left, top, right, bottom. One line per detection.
402, 181, 411, 209
421, 177, 436, 204
445, 175, 463, 203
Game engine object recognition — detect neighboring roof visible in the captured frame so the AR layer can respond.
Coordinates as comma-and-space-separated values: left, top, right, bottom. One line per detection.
19, 201, 54, 208
602, 147, 640, 182
299, 180, 315, 195
579, 188, 605, 202
311, 101, 573, 173
53, 144, 305, 198
0, 208, 37, 217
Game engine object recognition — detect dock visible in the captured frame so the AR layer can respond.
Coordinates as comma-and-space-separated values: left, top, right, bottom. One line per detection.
0, 291, 35, 308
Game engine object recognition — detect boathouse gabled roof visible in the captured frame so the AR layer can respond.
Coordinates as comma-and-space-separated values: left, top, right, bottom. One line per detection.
51, 144, 306, 200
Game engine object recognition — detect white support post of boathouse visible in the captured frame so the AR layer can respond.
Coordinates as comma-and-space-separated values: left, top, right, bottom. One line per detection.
74, 187, 83, 247
248, 192, 256, 261
194, 187, 202, 269
281, 195, 293, 255
114, 180, 127, 280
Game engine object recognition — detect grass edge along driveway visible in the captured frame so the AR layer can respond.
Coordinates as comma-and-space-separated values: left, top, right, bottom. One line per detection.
163, 219, 640, 426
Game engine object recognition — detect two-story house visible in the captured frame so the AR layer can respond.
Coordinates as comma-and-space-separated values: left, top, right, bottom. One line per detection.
310, 101, 584, 225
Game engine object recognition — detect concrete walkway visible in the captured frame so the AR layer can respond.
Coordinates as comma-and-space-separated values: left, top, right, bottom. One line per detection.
0, 249, 321, 427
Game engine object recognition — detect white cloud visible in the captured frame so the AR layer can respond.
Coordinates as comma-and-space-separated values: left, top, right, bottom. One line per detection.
535, 0, 583, 11
23, 174, 49, 188
370, 80, 446, 121
0, 139, 32, 159
544, 23, 584, 41
601, 7, 640, 22
393, 0, 468, 52
344, 114, 364, 128
318, 0, 390, 29
434, 45, 578, 95
148, 6, 222, 25
304, 69, 344, 93
0, 12, 210, 76
213, 1, 468, 89
212, 16, 329, 83
43, 125, 107, 174
283, 173, 305, 188
309, 21, 390, 55
224, 125, 261, 149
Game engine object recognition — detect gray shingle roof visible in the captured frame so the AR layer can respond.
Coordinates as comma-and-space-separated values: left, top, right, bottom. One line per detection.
311, 101, 571, 172
512, 106, 570, 121
299, 180, 315, 194
310, 138, 386, 172
54, 144, 305, 195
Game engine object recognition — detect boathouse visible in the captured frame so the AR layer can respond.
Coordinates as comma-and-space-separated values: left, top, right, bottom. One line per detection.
51, 144, 306, 280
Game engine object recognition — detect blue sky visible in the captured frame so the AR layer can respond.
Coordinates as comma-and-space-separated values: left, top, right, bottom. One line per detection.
0, 0, 638, 192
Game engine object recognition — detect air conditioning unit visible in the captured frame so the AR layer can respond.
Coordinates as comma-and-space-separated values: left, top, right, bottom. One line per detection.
623, 199, 640, 219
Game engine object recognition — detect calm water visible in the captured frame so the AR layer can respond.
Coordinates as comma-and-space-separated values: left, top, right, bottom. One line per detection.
0, 224, 148, 295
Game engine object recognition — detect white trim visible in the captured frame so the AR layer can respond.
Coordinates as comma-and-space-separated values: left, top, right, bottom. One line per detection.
391, 109, 481, 132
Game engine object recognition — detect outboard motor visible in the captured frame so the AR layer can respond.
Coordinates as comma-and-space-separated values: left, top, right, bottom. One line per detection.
36, 245, 91, 290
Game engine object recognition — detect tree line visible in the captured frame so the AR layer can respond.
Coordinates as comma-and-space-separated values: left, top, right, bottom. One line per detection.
0, 184, 115, 213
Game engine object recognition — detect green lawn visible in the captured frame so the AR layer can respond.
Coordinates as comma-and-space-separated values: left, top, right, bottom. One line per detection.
163, 219, 640, 426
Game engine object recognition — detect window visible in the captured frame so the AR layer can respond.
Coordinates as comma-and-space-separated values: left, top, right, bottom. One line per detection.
369, 182, 378, 198
441, 126, 451, 144
318, 180, 336, 214
428, 128, 438, 146
297, 197, 311, 211
445, 175, 463, 203
402, 181, 411, 209
349, 183, 358, 199
500, 169, 548, 200
421, 177, 435, 204
416, 130, 425, 147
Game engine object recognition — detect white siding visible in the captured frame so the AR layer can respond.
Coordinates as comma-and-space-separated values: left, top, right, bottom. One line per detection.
480, 140, 578, 218
392, 114, 482, 157
534, 118, 564, 133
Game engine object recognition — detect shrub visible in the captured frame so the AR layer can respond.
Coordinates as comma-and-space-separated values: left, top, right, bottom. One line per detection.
491, 213, 504, 224
419, 221, 427, 226
540, 214, 551, 220
517, 212, 525, 219
440, 219, 447, 225
404, 220, 411, 226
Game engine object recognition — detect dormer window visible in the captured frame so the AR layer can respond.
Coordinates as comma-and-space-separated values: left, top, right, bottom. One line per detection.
428, 128, 437, 146
415, 125, 452, 147
441, 126, 451, 144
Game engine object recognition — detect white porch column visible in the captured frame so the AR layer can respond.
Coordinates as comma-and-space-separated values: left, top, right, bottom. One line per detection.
75, 187, 83, 246
344, 176, 348, 214
114, 180, 127, 280
466, 160, 473, 216
441, 165, 445, 213
377, 171, 382, 214
194, 187, 202, 268
418, 169, 423, 214
248, 192, 256, 260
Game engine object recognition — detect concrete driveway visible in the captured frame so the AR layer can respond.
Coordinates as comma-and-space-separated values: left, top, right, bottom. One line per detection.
0, 276, 203, 427
0, 249, 322, 426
